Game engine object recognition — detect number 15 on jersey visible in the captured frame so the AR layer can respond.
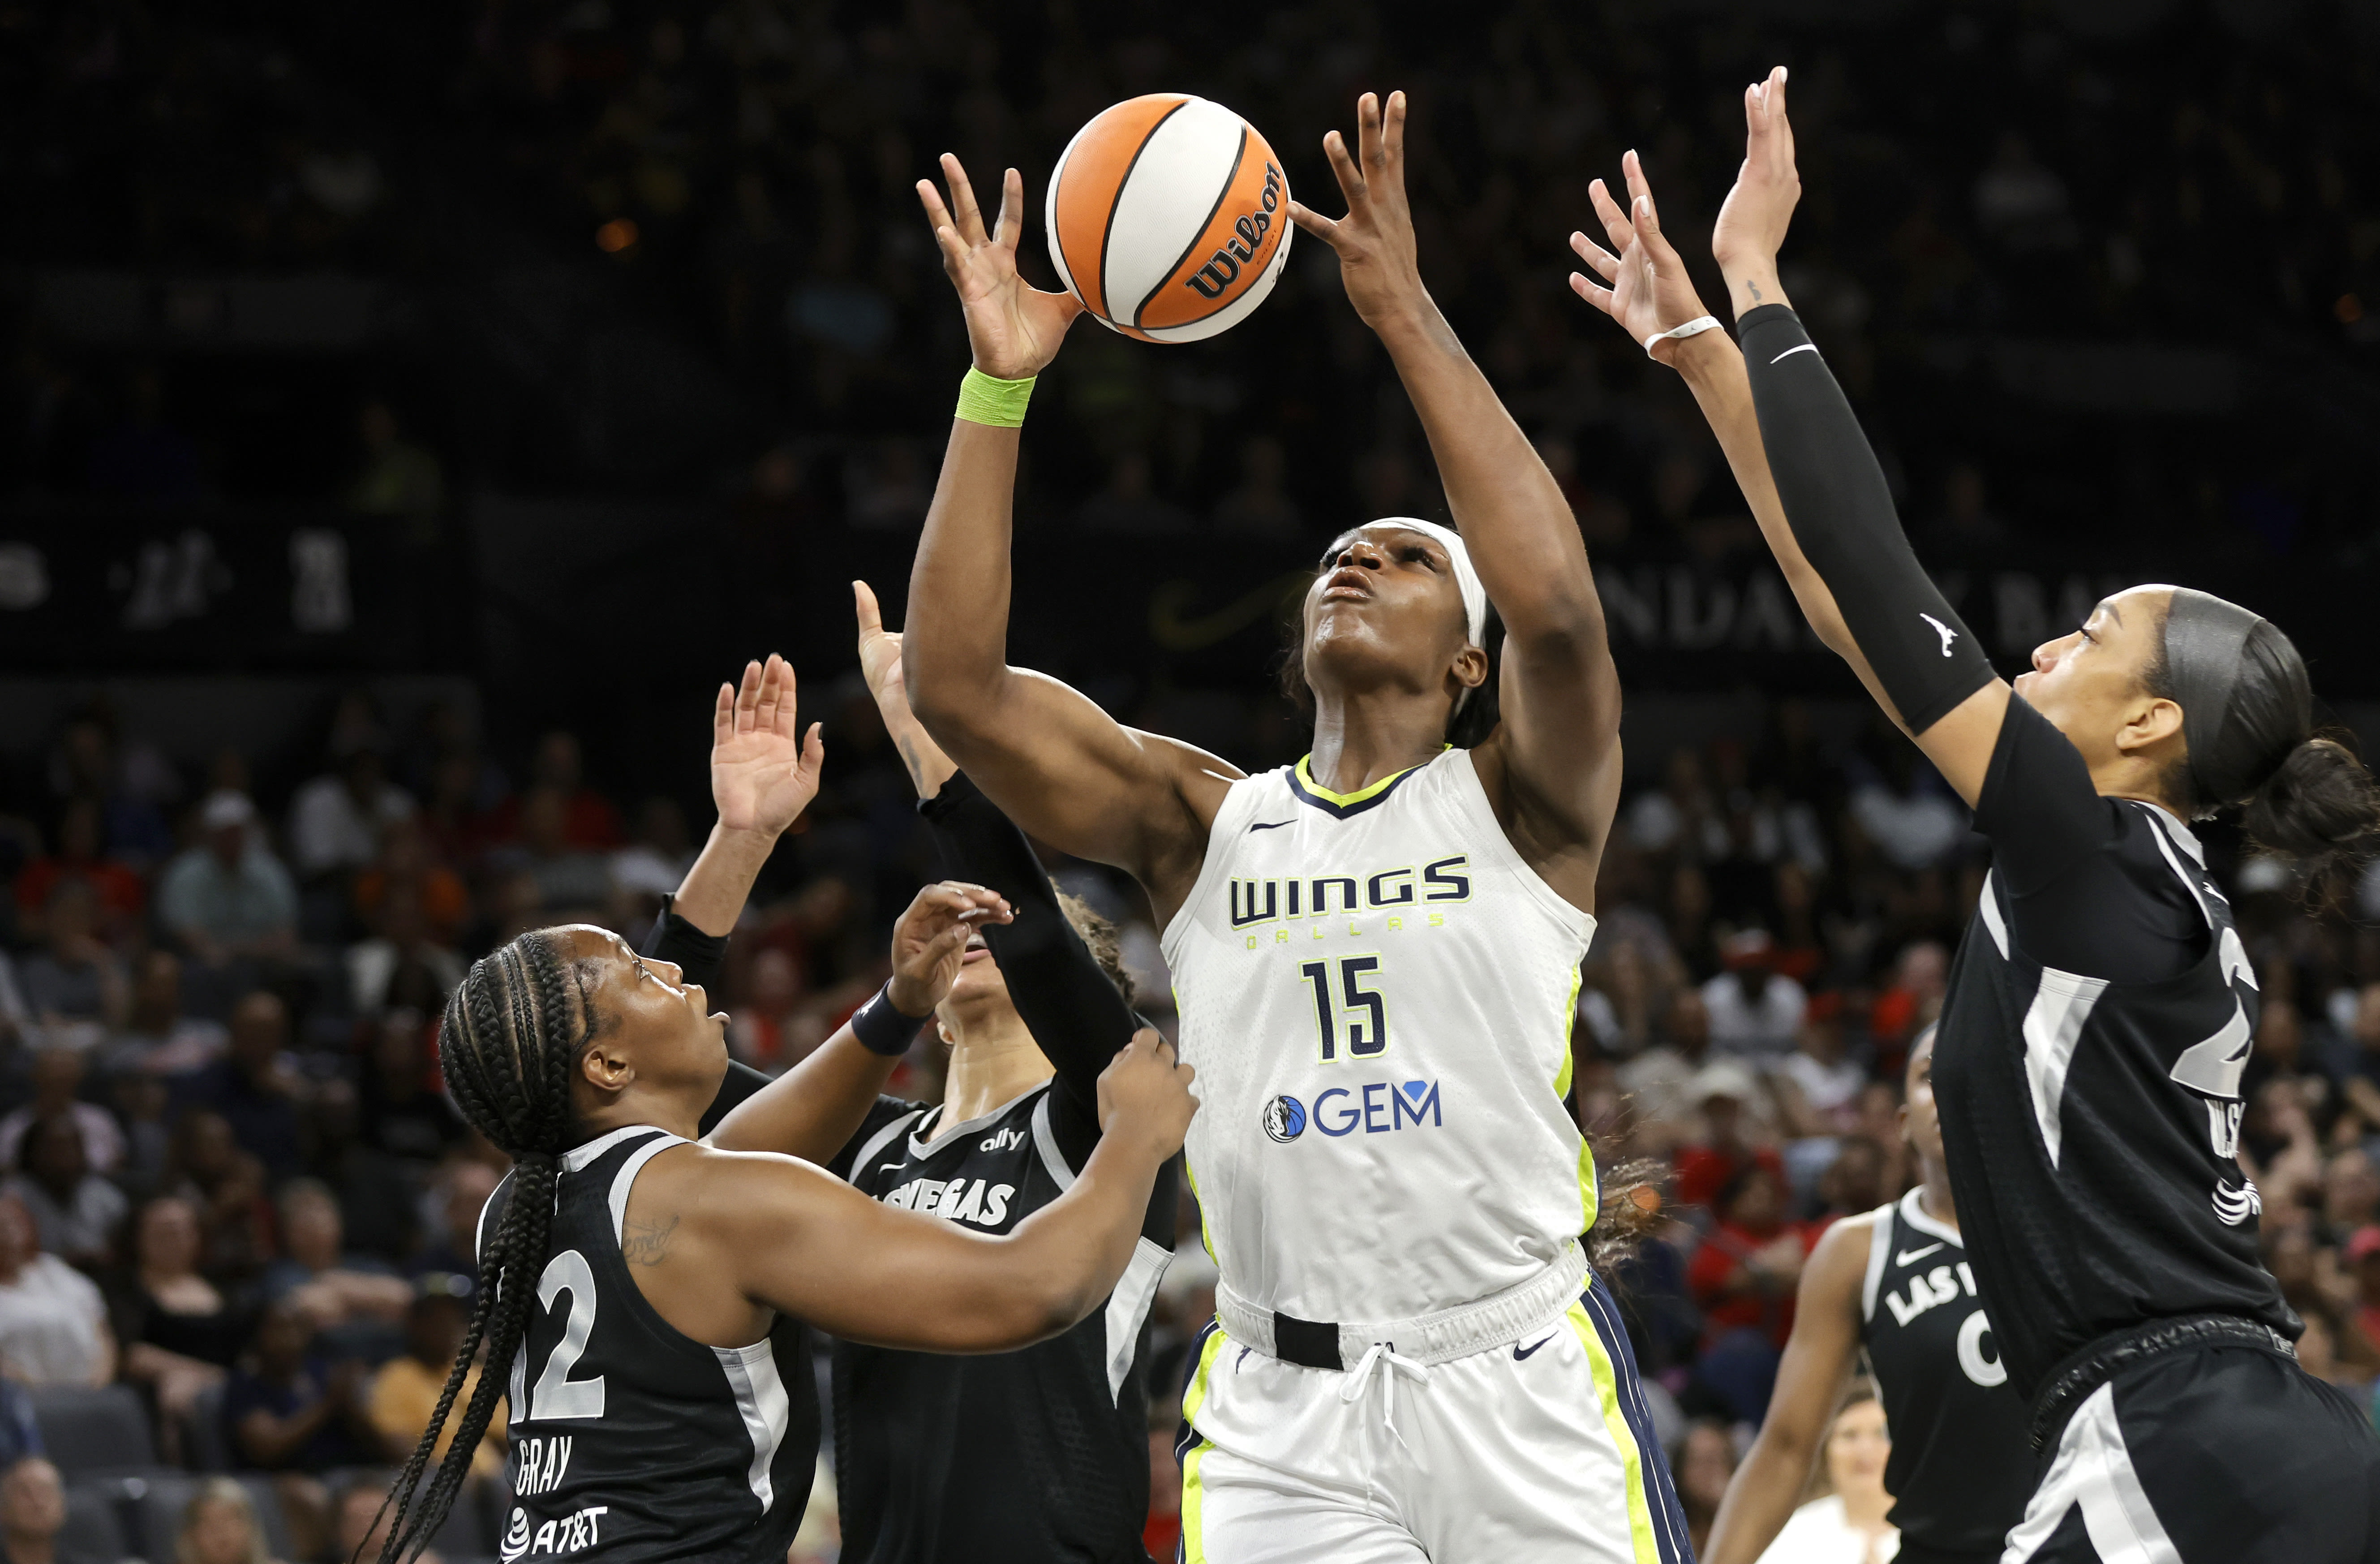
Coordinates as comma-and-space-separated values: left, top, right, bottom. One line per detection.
1300, 955, 1388, 1060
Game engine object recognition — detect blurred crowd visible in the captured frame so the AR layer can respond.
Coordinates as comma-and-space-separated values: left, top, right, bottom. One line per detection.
2, 675, 2376, 1560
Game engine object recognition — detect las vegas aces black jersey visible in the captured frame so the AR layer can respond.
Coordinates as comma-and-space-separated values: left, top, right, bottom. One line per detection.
1858, 1189, 2032, 1558
1932, 695, 2297, 1405
481, 1128, 818, 1564
831, 1087, 1175, 1564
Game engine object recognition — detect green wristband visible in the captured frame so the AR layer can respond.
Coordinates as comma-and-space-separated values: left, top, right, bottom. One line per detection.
954, 366, 1036, 428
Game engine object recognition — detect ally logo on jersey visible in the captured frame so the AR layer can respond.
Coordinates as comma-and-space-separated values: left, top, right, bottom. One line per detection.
1262, 1079, 1443, 1142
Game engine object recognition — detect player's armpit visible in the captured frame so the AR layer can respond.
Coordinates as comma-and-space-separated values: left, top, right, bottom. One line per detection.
1912, 679, 2012, 810
1699, 1214, 1874, 1564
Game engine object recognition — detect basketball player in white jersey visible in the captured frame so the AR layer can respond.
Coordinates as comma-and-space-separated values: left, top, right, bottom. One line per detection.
902, 91, 1690, 1563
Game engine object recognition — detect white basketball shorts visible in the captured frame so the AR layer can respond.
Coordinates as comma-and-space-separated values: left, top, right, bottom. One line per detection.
1173, 1276, 1692, 1564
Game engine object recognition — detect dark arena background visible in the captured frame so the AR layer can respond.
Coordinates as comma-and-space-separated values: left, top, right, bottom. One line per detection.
2, 1, 2377, 1560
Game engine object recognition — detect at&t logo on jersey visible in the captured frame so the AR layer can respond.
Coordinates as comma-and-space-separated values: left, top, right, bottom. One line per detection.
499, 1503, 610, 1562
1263, 1081, 1443, 1141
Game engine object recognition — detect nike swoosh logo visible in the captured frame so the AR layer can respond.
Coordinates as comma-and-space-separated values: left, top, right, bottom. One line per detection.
1896, 1243, 1945, 1265
1513, 1333, 1556, 1361
1771, 342, 1820, 364
1249, 820, 1295, 832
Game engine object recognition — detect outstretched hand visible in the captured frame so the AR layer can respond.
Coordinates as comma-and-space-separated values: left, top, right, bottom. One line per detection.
917, 155, 1084, 380
887, 880, 1013, 1018
711, 655, 825, 837
1567, 149, 1716, 368
1711, 66, 1800, 315
855, 580, 957, 797
1289, 91, 1431, 333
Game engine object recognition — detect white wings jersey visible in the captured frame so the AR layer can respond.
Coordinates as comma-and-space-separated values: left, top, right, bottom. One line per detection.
1160, 747, 1599, 1323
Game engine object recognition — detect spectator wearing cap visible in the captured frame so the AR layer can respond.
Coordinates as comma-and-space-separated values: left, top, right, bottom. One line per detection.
0, 1196, 113, 1387
0, 1114, 127, 1271
0, 1049, 124, 1176
368, 1287, 506, 1478
288, 747, 414, 883
1673, 1060, 1787, 1212
157, 793, 298, 972
1700, 929, 1807, 1060
0, 1456, 101, 1564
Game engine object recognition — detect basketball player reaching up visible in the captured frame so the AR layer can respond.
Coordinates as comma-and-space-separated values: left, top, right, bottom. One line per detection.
904, 92, 1688, 1563
1569, 69, 2380, 1563
368, 655, 1199, 1564
1702, 1028, 2030, 1564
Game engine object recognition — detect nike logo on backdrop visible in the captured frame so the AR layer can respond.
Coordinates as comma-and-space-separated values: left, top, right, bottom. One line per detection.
1896, 1243, 1945, 1265
1771, 342, 1820, 364
1249, 820, 1295, 833
1920, 613, 1959, 655
1513, 1334, 1555, 1361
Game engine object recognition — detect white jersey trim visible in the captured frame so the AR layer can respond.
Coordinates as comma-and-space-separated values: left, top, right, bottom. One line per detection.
1160, 764, 1268, 962
1859, 1204, 1894, 1325
1103, 1238, 1173, 1402
909, 1083, 1047, 1159
846, 1108, 925, 1185
2023, 965, 2110, 1168
563, 1125, 655, 1173
608, 1132, 688, 1246
2004, 1380, 2183, 1564
1897, 1185, 1963, 1249
713, 1339, 792, 1515
1030, 1093, 1076, 1191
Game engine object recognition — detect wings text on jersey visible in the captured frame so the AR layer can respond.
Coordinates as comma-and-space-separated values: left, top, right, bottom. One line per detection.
1229, 856, 1471, 927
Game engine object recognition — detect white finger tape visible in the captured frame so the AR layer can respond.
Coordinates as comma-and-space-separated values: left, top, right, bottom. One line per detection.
1643, 315, 1723, 356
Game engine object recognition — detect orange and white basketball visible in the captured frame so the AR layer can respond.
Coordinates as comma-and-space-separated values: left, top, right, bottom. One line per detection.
1045, 94, 1293, 345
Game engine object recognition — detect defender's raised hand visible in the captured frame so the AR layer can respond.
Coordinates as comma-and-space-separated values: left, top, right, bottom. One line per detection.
854, 579, 957, 798
886, 880, 1012, 1018
1290, 91, 1429, 332
1568, 150, 1718, 367
1711, 67, 1801, 317
917, 155, 1083, 380
1095, 1028, 1199, 1160
711, 654, 825, 837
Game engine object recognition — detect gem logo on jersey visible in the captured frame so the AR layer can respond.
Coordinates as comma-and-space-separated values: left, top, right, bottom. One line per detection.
1312, 1079, 1442, 1137
1263, 1094, 1306, 1143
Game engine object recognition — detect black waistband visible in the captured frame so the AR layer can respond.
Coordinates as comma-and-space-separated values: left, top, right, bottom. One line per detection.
1272, 1311, 1341, 1370
2028, 1313, 2297, 1451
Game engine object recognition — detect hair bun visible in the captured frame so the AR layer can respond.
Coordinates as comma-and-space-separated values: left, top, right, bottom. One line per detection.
2242, 735, 2380, 878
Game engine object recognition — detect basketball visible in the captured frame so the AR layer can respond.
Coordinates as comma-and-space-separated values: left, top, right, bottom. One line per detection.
1045, 93, 1293, 344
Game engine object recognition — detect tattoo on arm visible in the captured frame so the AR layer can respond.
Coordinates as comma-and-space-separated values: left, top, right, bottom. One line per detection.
894, 734, 928, 792
1747, 279, 1764, 301
621, 1215, 679, 1267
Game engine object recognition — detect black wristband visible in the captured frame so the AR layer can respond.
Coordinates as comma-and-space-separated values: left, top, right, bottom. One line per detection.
849, 981, 928, 1057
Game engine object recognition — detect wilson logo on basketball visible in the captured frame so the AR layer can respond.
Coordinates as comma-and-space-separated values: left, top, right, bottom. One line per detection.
1186, 161, 1285, 300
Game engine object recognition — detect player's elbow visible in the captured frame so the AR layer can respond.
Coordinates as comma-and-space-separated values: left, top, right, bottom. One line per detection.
902, 642, 1000, 737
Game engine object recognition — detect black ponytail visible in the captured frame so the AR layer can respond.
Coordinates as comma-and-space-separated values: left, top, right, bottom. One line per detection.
2242, 736, 2380, 884
369, 932, 595, 1564
2146, 610, 2380, 884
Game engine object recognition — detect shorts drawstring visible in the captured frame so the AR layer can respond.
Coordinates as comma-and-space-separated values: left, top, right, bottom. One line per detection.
1339, 1342, 1430, 1448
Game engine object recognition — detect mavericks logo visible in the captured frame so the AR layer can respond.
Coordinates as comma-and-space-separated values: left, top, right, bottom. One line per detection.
1263, 1094, 1306, 1143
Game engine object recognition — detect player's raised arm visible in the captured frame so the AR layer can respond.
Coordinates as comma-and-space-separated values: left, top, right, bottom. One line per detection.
1290, 91, 1621, 899
1574, 70, 2007, 804
704, 1028, 1195, 1351
900, 158, 1238, 914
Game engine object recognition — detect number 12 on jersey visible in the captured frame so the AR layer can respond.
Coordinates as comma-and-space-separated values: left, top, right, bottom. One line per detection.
1300, 955, 1387, 1060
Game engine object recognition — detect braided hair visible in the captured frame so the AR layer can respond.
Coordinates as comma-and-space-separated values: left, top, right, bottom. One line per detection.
371, 931, 598, 1564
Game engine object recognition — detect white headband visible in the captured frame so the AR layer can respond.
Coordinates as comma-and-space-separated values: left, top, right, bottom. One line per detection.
1360, 517, 1488, 646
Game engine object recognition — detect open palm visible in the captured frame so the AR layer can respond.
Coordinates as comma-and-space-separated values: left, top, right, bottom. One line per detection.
1567, 151, 1714, 365
711, 654, 824, 837
917, 155, 1083, 379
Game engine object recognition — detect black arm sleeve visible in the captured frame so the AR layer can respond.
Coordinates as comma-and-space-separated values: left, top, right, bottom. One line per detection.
917, 774, 1140, 1162
1739, 304, 1996, 733
644, 896, 774, 1134
1974, 694, 2206, 983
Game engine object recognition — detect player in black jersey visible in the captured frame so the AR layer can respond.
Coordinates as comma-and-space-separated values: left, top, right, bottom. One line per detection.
704, 586, 1177, 1564
369, 653, 1200, 1564
1567, 69, 2380, 1563
1704, 1028, 2031, 1564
